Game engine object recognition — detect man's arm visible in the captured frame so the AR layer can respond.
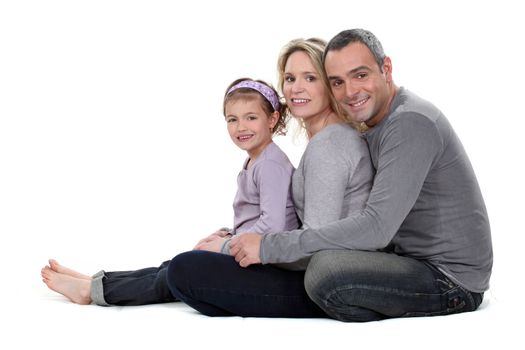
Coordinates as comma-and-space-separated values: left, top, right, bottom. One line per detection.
261, 114, 442, 264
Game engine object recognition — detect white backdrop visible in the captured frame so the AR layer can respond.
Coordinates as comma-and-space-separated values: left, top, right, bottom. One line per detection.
1, 0, 523, 348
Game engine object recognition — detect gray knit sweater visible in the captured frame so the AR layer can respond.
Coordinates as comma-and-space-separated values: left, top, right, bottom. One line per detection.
293, 123, 373, 230
261, 88, 493, 293
276, 122, 374, 270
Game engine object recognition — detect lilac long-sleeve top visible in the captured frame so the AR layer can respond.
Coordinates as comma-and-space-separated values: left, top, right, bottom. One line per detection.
231, 142, 299, 235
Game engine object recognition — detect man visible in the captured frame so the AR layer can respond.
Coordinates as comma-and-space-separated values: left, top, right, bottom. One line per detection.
230, 29, 493, 321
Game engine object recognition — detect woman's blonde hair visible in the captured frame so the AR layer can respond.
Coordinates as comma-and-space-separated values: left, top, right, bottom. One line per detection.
277, 38, 360, 131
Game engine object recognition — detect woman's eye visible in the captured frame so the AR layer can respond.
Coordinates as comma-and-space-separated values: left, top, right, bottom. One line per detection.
306, 75, 316, 82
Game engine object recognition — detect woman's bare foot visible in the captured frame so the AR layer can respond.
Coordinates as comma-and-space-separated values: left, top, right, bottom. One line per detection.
48, 259, 92, 280
41, 266, 92, 305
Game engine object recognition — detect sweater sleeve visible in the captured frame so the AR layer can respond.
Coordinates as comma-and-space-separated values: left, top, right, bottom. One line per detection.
300, 137, 350, 229
244, 160, 292, 234
260, 113, 442, 264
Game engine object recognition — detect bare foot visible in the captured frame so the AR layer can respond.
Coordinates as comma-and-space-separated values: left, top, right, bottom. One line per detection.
41, 266, 92, 305
48, 259, 92, 280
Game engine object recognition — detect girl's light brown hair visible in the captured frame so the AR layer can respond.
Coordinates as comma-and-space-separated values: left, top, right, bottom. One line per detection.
223, 78, 289, 136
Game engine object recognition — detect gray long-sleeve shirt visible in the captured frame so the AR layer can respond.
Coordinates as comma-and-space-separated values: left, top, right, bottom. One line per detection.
293, 123, 373, 229
278, 123, 374, 270
261, 88, 493, 293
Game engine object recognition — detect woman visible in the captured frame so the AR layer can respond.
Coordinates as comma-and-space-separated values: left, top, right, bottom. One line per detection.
166, 38, 374, 317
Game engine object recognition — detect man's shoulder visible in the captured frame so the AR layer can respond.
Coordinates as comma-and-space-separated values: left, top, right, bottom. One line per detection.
391, 88, 444, 124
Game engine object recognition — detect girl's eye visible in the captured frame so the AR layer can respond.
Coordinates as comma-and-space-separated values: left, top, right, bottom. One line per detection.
284, 76, 295, 83
226, 117, 236, 123
247, 115, 258, 120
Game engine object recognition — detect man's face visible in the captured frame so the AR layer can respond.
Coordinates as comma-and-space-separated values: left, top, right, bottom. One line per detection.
324, 42, 392, 127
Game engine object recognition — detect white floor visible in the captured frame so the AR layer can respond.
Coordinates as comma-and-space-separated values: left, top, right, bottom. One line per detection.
4, 283, 520, 350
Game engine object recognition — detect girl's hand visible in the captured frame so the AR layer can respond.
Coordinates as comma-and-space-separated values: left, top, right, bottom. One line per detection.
229, 233, 262, 267
212, 229, 231, 237
193, 235, 227, 253
193, 230, 231, 249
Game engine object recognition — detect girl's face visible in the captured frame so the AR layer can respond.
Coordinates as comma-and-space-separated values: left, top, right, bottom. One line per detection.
283, 51, 331, 122
224, 96, 278, 160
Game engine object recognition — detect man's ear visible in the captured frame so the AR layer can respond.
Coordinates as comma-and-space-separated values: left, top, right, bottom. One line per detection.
382, 56, 393, 83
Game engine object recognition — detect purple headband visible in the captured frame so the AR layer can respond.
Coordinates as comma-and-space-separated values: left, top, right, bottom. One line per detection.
226, 80, 281, 112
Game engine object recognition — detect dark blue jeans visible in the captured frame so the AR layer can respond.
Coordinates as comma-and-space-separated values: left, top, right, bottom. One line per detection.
166, 250, 326, 318
101, 260, 177, 305
304, 250, 484, 322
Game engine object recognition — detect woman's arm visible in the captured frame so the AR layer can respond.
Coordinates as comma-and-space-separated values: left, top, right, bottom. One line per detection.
299, 136, 350, 229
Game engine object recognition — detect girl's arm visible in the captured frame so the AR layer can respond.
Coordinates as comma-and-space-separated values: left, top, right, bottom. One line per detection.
247, 159, 294, 234
222, 159, 294, 255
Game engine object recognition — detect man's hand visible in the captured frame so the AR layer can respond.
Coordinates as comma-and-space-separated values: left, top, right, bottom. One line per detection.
229, 233, 262, 267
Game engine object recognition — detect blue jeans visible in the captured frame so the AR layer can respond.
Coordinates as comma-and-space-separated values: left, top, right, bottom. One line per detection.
98, 260, 177, 305
166, 250, 326, 318
304, 250, 484, 322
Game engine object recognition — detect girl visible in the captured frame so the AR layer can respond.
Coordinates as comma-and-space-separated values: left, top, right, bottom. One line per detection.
165, 38, 375, 317
41, 78, 298, 306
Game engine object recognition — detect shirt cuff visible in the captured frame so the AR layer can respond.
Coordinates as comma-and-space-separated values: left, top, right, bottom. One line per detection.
220, 238, 232, 255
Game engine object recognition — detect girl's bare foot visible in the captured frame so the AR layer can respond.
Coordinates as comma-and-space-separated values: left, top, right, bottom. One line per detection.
48, 259, 92, 280
41, 266, 92, 305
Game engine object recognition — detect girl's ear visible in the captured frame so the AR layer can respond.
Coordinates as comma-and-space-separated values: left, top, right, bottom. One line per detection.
268, 111, 279, 129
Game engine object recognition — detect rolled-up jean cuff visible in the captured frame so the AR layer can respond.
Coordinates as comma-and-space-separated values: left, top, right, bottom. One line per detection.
90, 270, 110, 306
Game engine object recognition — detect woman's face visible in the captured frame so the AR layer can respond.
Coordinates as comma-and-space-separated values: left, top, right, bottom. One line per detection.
283, 51, 331, 122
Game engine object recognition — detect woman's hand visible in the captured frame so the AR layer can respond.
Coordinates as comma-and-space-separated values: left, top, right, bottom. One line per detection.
229, 233, 262, 267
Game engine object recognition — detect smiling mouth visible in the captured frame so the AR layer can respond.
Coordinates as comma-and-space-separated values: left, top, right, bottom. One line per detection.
349, 97, 369, 108
291, 98, 310, 105
237, 135, 253, 142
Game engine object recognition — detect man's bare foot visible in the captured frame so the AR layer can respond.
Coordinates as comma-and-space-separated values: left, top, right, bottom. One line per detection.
48, 259, 92, 280
41, 266, 92, 305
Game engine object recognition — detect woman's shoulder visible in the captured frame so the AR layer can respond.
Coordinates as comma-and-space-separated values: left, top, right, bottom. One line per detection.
309, 123, 364, 149
301, 123, 370, 169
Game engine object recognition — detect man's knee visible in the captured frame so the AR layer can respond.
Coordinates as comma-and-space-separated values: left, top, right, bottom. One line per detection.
304, 250, 387, 322
304, 250, 332, 304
